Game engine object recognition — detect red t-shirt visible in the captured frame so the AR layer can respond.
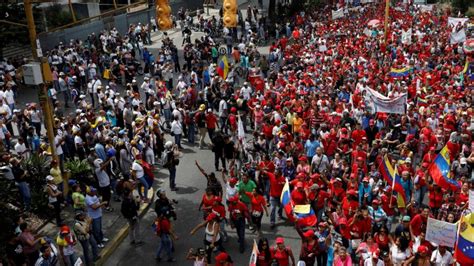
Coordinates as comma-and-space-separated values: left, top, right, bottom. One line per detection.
228, 201, 248, 220
308, 190, 331, 210
291, 189, 307, 205
342, 198, 359, 217
268, 172, 285, 198
270, 247, 291, 266
201, 194, 215, 210
212, 204, 226, 220
246, 192, 266, 212
410, 214, 428, 237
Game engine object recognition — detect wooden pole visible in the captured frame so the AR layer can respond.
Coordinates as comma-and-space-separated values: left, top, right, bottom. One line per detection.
384, 0, 390, 44
68, 0, 77, 22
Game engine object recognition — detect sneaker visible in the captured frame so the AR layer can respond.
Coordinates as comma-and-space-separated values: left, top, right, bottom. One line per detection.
105, 207, 114, 212
98, 243, 105, 248
102, 238, 109, 242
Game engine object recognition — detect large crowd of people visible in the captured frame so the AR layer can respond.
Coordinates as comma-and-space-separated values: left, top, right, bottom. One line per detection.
1, 1, 474, 266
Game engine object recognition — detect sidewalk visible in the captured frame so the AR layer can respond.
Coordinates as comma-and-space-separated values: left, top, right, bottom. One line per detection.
38, 188, 155, 265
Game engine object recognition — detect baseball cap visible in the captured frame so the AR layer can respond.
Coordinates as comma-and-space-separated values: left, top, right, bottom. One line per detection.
46, 175, 54, 181
402, 216, 411, 222
276, 237, 285, 244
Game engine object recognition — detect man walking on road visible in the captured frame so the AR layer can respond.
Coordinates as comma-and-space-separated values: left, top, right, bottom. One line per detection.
120, 188, 144, 247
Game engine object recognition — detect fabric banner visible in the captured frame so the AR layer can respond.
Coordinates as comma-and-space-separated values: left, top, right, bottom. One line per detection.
469, 190, 474, 212
448, 17, 469, 28
332, 8, 345, 20
425, 217, 457, 248
249, 240, 258, 266
417, 5, 434, 13
361, 0, 374, 3
402, 28, 412, 44
364, 88, 407, 114
450, 29, 466, 44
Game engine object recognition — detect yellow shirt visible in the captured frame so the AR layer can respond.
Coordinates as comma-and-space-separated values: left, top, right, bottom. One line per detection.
293, 117, 303, 133
50, 167, 62, 185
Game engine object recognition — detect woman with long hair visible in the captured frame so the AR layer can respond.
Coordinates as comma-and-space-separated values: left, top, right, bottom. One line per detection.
257, 238, 272, 266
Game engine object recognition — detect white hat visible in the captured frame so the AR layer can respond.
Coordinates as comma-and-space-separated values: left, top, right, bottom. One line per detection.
94, 158, 103, 168
405, 158, 411, 163
460, 157, 467, 164
79, 95, 86, 99
46, 175, 54, 181
165, 141, 173, 149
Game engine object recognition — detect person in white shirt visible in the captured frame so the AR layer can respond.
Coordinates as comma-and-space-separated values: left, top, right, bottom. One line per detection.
430, 246, 453, 266
14, 137, 30, 159
240, 82, 252, 100
218, 98, 228, 133
0, 100, 12, 118
4, 86, 15, 111
364, 253, 384, 266
170, 116, 183, 149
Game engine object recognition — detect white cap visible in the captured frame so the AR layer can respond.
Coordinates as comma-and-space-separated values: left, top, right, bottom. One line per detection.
46, 175, 54, 181
94, 158, 103, 168
460, 157, 467, 164
165, 141, 173, 149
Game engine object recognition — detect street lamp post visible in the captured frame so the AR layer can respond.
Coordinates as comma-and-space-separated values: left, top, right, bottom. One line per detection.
24, 0, 64, 193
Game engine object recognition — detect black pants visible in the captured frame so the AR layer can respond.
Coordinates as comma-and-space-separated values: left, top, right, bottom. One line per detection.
99, 185, 111, 207
51, 200, 62, 225
251, 213, 263, 231
214, 152, 225, 171
317, 251, 328, 266
204, 238, 223, 264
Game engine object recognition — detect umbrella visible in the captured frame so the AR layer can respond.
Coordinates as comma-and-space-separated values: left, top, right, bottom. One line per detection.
368, 19, 381, 27
463, 39, 474, 54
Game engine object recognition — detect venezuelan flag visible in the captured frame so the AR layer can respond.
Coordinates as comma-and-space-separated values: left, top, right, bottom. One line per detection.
378, 155, 407, 207
294, 205, 317, 227
280, 179, 295, 222
216, 56, 229, 80
455, 213, 474, 265
417, 97, 429, 107
389, 67, 412, 78
428, 146, 461, 191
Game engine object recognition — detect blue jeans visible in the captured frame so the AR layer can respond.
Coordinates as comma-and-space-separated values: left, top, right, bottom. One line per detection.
156, 233, 173, 259
79, 237, 99, 266
270, 196, 283, 225
163, 109, 171, 123
168, 166, 176, 189
64, 253, 77, 266
233, 218, 246, 252
17, 181, 31, 211
187, 124, 195, 143
91, 217, 103, 244
138, 176, 149, 200
174, 133, 182, 148
414, 186, 427, 206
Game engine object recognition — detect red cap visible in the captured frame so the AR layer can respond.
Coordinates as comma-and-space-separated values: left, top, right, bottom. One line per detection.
357, 156, 364, 161
372, 199, 380, 205
229, 178, 238, 184
206, 213, 217, 222
422, 162, 429, 168
338, 217, 348, 225
417, 245, 429, 254
347, 189, 357, 196
214, 196, 222, 202
296, 181, 304, 188
303, 229, 315, 238
228, 195, 239, 202
215, 252, 229, 261
311, 173, 320, 180
276, 237, 285, 244
369, 119, 375, 125
362, 177, 370, 182
296, 172, 306, 179
298, 155, 307, 162
60, 225, 70, 234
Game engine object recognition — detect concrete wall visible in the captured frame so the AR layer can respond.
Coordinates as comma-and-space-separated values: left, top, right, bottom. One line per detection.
38, 1, 204, 51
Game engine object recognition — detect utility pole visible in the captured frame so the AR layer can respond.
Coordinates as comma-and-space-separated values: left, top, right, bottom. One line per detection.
24, 0, 63, 191
384, 0, 390, 44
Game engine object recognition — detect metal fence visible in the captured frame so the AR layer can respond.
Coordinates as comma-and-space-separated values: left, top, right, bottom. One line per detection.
38, 0, 203, 51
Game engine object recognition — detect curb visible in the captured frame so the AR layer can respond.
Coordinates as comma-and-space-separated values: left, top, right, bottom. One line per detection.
95, 188, 155, 266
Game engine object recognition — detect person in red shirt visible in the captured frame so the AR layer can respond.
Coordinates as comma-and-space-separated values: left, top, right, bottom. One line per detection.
351, 123, 367, 148
409, 206, 430, 237
214, 252, 233, 266
244, 188, 268, 238
199, 188, 215, 220
265, 169, 284, 227
270, 237, 295, 266
342, 189, 359, 217
422, 147, 436, 164
154, 212, 178, 262
413, 163, 429, 206
205, 109, 218, 140
427, 183, 443, 214
212, 197, 227, 242
380, 186, 397, 230
227, 196, 250, 253
291, 182, 308, 205
348, 208, 368, 242
256, 238, 272, 266
308, 184, 331, 221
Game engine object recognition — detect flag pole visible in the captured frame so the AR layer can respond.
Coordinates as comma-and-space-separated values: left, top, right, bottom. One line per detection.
384, 0, 390, 45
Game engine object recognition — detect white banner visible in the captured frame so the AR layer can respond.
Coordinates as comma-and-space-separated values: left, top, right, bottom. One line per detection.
417, 5, 434, 13
364, 88, 407, 114
361, 0, 374, 3
332, 8, 345, 20
469, 190, 474, 212
448, 17, 469, 28
402, 28, 412, 45
425, 217, 458, 248
450, 29, 466, 44
237, 116, 245, 140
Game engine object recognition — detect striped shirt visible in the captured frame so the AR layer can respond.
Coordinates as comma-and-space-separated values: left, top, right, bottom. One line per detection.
368, 206, 387, 227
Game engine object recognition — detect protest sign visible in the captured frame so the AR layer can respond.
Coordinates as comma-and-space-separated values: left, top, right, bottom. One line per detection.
364, 88, 407, 114
332, 8, 345, 20
469, 190, 474, 212
425, 217, 457, 247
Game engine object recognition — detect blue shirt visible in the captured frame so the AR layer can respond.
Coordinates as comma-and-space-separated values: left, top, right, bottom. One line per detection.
94, 143, 106, 161
305, 140, 320, 157
85, 195, 102, 219
358, 183, 372, 204
399, 178, 412, 201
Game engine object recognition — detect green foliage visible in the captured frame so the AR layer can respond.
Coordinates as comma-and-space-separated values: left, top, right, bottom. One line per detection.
466, 7, 474, 17
21, 154, 51, 217
44, 4, 73, 29
451, 0, 473, 14
65, 158, 94, 185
